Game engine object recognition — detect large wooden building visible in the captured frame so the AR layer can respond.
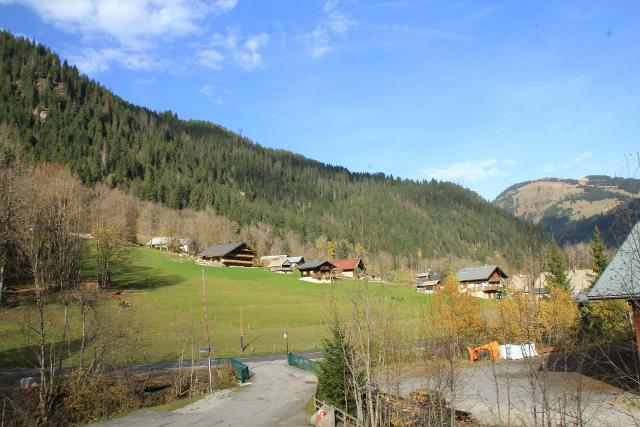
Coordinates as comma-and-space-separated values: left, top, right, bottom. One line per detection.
198, 242, 256, 267
455, 265, 508, 299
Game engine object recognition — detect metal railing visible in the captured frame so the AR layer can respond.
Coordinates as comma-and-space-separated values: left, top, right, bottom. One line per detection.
213, 357, 251, 383
287, 352, 317, 372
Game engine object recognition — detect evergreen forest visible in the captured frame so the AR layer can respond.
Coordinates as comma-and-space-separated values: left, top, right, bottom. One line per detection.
0, 32, 536, 265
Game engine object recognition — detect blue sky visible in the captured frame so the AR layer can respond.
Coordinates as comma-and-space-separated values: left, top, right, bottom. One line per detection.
1, 0, 639, 199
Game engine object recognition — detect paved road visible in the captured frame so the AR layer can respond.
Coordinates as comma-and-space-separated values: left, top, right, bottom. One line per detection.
0, 351, 323, 386
92, 359, 318, 427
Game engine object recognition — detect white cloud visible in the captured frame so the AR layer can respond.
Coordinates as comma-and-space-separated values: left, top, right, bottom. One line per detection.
574, 150, 593, 163
5, 0, 237, 47
134, 76, 158, 85
312, 45, 333, 59
540, 150, 593, 174
211, 32, 238, 50
300, 0, 357, 59
235, 32, 269, 69
69, 47, 165, 73
199, 84, 224, 104
3, 0, 238, 73
322, 0, 340, 13
199, 31, 269, 70
196, 49, 225, 69
212, 0, 238, 14
326, 12, 356, 35
422, 158, 509, 182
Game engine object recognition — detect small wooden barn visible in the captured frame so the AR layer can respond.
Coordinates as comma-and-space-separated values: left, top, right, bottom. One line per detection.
331, 258, 366, 277
198, 242, 256, 267
298, 259, 336, 281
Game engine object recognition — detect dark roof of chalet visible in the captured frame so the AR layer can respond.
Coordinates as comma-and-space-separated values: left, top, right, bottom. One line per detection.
455, 265, 508, 282
198, 242, 248, 258
588, 222, 640, 300
298, 259, 336, 271
417, 271, 441, 281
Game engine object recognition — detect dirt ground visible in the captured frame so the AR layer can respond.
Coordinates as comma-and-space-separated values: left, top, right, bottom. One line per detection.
397, 356, 640, 426
92, 359, 318, 427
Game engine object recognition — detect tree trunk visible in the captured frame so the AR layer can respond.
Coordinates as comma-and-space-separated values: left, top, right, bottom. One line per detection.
201, 268, 213, 393
36, 281, 48, 424
0, 263, 4, 306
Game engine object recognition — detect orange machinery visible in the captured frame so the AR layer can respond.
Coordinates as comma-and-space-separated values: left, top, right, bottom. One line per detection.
466, 341, 499, 361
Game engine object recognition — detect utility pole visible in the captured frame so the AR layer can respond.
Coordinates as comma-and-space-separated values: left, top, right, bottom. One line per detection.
201, 267, 213, 393
240, 307, 244, 352
283, 328, 289, 354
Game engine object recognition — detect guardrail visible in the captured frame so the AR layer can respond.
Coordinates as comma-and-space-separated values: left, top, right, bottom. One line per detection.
213, 358, 251, 383
287, 352, 317, 372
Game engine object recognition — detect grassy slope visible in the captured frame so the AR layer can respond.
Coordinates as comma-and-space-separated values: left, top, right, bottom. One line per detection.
0, 248, 427, 369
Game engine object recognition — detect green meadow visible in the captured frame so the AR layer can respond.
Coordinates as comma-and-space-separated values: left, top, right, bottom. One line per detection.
0, 248, 428, 369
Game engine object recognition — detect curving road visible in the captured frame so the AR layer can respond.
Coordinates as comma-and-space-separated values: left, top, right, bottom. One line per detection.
92, 359, 318, 427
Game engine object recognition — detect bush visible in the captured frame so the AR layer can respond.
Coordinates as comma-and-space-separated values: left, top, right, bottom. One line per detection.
62, 369, 141, 424
582, 300, 633, 344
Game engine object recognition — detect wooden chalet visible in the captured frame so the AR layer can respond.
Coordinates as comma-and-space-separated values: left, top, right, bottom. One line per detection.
148, 236, 171, 250
286, 256, 305, 269
198, 242, 256, 267
331, 258, 366, 278
267, 258, 293, 273
416, 270, 442, 294
455, 265, 508, 299
298, 259, 336, 281
259, 255, 288, 267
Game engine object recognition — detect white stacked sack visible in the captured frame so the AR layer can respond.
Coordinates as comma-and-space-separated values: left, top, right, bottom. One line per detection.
498, 342, 538, 360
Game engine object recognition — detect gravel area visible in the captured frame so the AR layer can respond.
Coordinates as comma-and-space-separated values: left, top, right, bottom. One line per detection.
397, 357, 640, 426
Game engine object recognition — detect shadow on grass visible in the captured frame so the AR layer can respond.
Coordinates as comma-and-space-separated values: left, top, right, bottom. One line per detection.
543, 343, 640, 394
242, 335, 262, 352
111, 264, 186, 291
0, 337, 85, 373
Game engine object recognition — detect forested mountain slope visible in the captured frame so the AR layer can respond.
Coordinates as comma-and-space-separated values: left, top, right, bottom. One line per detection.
494, 176, 640, 245
0, 32, 534, 264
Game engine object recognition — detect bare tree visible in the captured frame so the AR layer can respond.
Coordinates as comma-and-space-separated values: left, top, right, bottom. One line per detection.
15, 164, 88, 422
0, 125, 23, 305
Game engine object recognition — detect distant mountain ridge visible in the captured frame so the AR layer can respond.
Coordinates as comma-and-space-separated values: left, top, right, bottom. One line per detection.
0, 31, 537, 265
494, 175, 640, 245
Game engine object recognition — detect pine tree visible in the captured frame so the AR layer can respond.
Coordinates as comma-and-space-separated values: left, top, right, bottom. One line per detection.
316, 324, 357, 412
546, 241, 571, 292
589, 226, 609, 286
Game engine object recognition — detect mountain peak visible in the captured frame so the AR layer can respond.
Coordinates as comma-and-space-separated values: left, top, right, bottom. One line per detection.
494, 175, 640, 244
